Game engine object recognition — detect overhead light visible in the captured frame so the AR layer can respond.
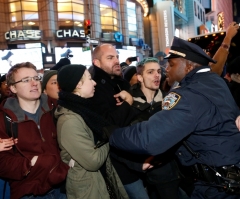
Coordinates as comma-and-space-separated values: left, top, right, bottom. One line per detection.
74, 21, 80, 24
212, 34, 216, 36
65, 21, 70, 23
136, 0, 149, 17
77, 24, 83, 27
28, 21, 35, 25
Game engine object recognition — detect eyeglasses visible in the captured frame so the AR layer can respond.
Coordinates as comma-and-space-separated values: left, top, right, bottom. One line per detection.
12, 76, 42, 85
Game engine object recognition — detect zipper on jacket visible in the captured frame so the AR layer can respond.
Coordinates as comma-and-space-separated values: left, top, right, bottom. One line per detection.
37, 124, 45, 142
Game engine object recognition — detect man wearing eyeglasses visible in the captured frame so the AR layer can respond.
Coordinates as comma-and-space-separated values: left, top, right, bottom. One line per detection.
0, 62, 69, 199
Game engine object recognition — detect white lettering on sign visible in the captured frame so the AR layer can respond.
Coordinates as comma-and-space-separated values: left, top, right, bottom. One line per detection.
5, 30, 41, 40
56, 30, 85, 38
163, 10, 169, 47
90, 40, 99, 44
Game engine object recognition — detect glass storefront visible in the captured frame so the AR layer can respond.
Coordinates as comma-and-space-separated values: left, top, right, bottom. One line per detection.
100, 0, 119, 31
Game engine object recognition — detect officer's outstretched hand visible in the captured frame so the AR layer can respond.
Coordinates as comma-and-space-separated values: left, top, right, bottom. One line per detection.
114, 90, 133, 105
142, 156, 154, 170
236, 116, 240, 131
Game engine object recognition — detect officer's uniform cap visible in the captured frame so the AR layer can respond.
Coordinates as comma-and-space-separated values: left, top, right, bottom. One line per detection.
165, 36, 217, 66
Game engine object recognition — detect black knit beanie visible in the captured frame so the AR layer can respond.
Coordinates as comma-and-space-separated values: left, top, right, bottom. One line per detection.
58, 64, 86, 92
123, 66, 137, 82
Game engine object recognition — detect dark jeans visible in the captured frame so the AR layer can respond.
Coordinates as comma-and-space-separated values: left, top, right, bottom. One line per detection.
124, 179, 149, 199
21, 188, 66, 199
0, 178, 10, 199
148, 179, 181, 199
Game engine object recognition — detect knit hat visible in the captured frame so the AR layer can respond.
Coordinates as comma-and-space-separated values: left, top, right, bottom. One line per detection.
0, 74, 6, 83
42, 70, 57, 91
123, 66, 137, 82
58, 64, 86, 92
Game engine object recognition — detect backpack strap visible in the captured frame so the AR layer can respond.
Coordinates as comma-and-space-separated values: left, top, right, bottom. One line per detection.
1, 113, 17, 199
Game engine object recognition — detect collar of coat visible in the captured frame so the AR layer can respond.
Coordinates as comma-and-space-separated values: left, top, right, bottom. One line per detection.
2, 94, 54, 122
180, 66, 211, 84
130, 83, 163, 104
92, 65, 130, 91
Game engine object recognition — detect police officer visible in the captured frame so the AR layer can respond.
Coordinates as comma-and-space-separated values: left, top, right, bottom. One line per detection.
109, 37, 240, 199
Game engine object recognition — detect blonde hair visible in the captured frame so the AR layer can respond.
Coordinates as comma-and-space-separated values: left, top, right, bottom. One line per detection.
72, 73, 86, 94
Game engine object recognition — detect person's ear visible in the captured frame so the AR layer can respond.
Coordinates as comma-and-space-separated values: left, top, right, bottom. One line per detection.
9, 85, 17, 94
137, 74, 143, 83
93, 59, 100, 67
43, 89, 47, 94
186, 61, 194, 73
76, 81, 83, 89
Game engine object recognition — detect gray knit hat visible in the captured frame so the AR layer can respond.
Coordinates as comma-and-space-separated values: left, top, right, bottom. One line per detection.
42, 70, 57, 91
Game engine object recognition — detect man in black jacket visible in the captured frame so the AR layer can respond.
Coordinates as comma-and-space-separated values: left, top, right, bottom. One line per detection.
90, 44, 149, 199
128, 57, 182, 199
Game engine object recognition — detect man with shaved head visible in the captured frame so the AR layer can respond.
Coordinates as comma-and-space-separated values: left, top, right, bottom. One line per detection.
92, 44, 123, 77
89, 44, 150, 199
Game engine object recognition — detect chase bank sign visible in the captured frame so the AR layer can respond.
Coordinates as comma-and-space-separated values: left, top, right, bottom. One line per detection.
56, 29, 85, 39
101, 32, 123, 43
5, 30, 41, 41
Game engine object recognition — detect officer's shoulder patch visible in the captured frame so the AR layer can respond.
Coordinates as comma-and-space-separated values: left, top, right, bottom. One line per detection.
162, 92, 181, 110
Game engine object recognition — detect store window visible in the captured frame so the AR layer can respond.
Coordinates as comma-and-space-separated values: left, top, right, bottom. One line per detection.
127, 1, 137, 37
57, 0, 84, 29
100, 0, 119, 31
9, 0, 39, 30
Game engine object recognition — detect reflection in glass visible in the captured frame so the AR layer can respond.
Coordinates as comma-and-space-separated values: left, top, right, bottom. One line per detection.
10, 12, 22, 22
9, 2, 21, 12
57, 0, 84, 29
100, 0, 119, 32
127, 1, 137, 37
58, 12, 73, 21
23, 12, 38, 20
58, 3, 72, 12
21, 1, 38, 11
9, 0, 39, 29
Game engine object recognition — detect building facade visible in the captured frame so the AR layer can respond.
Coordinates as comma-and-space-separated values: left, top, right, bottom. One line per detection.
0, 0, 150, 70
204, 0, 233, 33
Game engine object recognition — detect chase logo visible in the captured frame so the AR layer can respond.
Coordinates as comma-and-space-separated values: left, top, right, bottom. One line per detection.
162, 92, 181, 110
114, 32, 123, 42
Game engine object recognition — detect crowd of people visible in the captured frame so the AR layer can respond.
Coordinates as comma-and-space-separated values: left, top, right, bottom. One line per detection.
0, 22, 239, 199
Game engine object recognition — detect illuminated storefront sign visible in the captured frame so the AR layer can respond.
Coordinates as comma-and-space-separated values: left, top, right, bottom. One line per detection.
217, 12, 224, 31
155, 1, 174, 51
5, 30, 41, 41
101, 32, 124, 43
56, 29, 85, 39
163, 10, 170, 47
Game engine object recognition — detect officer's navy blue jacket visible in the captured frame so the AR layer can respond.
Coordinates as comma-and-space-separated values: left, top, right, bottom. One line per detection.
110, 66, 240, 167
